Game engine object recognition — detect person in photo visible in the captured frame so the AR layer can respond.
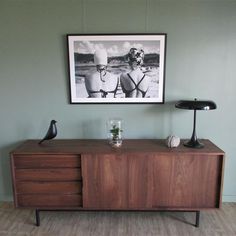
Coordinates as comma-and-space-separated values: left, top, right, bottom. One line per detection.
85, 49, 119, 98
120, 48, 150, 98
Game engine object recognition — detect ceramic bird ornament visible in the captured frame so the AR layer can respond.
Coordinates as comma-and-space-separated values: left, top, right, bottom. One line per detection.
39, 120, 57, 144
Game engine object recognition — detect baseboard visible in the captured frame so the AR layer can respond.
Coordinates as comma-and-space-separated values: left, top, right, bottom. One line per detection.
222, 195, 236, 202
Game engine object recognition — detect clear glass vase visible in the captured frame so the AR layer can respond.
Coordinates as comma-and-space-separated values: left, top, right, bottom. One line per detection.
107, 118, 123, 148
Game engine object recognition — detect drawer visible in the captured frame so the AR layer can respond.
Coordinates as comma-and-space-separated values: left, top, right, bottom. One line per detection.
17, 194, 82, 207
13, 155, 81, 168
15, 168, 81, 181
16, 181, 82, 194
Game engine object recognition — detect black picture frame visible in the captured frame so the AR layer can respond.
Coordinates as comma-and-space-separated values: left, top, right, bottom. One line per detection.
67, 34, 167, 104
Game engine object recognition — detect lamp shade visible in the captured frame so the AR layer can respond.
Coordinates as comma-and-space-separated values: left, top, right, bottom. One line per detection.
175, 100, 217, 110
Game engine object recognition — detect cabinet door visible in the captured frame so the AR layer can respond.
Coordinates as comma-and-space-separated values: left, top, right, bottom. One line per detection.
82, 153, 154, 209
151, 154, 222, 208
81, 154, 128, 209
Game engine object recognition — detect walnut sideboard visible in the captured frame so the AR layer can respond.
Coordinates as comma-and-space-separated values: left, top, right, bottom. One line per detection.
10, 139, 225, 227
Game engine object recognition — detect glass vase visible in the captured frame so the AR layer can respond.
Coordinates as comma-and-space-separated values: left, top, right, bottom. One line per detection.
107, 118, 123, 148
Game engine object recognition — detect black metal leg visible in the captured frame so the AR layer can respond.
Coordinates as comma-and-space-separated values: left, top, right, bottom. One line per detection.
195, 211, 200, 227
36, 209, 40, 226
34, 209, 200, 227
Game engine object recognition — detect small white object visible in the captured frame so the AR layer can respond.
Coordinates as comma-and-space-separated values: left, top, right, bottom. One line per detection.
166, 135, 180, 148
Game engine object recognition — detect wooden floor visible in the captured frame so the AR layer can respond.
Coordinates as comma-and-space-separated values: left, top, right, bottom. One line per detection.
0, 203, 236, 236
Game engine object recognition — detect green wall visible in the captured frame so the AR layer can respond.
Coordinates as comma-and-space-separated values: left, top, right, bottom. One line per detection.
0, 0, 236, 201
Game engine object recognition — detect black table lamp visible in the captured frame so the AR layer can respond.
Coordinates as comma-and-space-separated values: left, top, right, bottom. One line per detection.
175, 98, 217, 148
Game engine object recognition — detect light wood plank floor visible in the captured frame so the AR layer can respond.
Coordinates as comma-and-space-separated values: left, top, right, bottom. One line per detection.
0, 202, 236, 236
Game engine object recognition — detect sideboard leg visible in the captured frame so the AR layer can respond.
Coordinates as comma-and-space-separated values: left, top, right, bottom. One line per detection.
195, 211, 200, 227
36, 209, 40, 226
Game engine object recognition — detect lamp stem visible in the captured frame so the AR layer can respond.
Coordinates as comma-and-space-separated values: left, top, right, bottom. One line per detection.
184, 109, 204, 148
191, 109, 197, 143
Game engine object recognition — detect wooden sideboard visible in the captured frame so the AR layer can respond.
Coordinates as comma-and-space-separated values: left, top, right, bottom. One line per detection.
10, 139, 225, 227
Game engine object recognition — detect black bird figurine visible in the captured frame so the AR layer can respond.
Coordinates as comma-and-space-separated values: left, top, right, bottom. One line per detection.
39, 120, 57, 144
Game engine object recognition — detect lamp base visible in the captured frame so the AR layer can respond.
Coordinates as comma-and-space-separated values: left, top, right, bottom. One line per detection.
184, 139, 204, 148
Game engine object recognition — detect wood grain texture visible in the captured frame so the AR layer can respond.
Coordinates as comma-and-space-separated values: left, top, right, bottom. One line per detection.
16, 181, 82, 194
15, 168, 81, 181
17, 194, 82, 207
128, 153, 153, 208
13, 154, 81, 168
10, 139, 225, 156
1, 202, 236, 236
11, 153, 82, 208
81, 152, 223, 210
151, 154, 223, 208
82, 154, 128, 209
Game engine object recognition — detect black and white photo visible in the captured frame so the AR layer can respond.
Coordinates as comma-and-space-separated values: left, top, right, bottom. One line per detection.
67, 34, 166, 104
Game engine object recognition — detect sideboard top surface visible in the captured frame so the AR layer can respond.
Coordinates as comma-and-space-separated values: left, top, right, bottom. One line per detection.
10, 139, 225, 155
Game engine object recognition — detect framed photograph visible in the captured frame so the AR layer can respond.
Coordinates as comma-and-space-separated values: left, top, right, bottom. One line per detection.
67, 34, 167, 104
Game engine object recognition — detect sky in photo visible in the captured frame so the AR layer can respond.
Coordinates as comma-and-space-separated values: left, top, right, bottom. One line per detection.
74, 40, 160, 56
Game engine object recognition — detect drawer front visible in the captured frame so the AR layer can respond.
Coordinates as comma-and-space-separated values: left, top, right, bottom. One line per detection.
17, 194, 82, 207
15, 168, 81, 181
13, 155, 81, 168
16, 181, 82, 194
